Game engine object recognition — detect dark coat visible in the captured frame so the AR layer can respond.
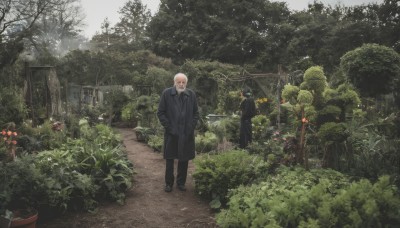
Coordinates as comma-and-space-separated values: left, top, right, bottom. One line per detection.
240, 97, 256, 121
157, 87, 199, 161
239, 97, 256, 148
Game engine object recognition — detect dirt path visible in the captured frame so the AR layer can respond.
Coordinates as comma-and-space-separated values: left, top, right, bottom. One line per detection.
38, 128, 217, 228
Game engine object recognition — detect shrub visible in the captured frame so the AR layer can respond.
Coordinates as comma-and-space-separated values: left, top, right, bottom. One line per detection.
121, 101, 137, 124
219, 116, 240, 143
318, 122, 348, 144
193, 150, 269, 208
221, 90, 242, 115
133, 126, 154, 143
207, 121, 226, 143
147, 134, 163, 152
0, 156, 43, 215
94, 123, 122, 147
195, 131, 219, 153
0, 87, 27, 126
35, 150, 98, 213
216, 166, 354, 227
247, 130, 286, 163
251, 114, 270, 142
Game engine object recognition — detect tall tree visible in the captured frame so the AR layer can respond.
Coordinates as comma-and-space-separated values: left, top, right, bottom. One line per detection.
0, 0, 85, 70
90, 18, 115, 50
90, 0, 152, 53
377, 0, 400, 51
147, 0, 290, 67
1, 0, 57, 68
114, 0, 151, 51
31, 0, 86, 58
287, 2, 343, 73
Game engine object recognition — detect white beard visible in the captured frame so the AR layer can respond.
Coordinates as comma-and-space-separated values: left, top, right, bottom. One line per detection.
176, 87, 186, 94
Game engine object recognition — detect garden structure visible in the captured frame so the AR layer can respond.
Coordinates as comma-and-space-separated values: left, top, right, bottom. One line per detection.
24, 64, 62, 126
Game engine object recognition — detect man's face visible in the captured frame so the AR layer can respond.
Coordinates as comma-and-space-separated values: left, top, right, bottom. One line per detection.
174, 76, 187, 93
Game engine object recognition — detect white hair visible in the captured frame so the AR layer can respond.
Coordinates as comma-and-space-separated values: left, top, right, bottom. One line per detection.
174, 73, 188, 83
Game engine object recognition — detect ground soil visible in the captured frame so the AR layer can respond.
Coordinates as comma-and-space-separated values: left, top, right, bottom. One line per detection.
37, 128, 218, 228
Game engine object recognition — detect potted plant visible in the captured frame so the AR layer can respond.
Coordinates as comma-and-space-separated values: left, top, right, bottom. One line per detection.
0, 156, 41, 228
9, 208, 38, 228
0, 210, 12, 228
133, 126, 154, 142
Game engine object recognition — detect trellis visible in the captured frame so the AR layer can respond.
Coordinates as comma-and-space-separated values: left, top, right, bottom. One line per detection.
213, 66, 287, 128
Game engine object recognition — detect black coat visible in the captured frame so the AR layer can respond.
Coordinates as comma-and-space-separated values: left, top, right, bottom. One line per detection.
157, 87, 199, 161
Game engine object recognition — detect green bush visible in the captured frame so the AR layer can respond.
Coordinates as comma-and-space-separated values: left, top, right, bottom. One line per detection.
94, 123, 122, 147
28, 123, 134, 215
121, 101, 137, 123
0, 87, 27, 126
344, 120, 400, 186
147, 134, 163, 152
133, 126, 154, 143
60, 130, 134, 205
221, 90, 242, 115
219, 116, 240, 143
252, 114, 270, 142
318, 122, 348, 144
207, 121, 226, 143
17, 120, 67, 152
35, 150, 98, 213
195, 131, 219, 153
0, 156, 43, 215
216, 168, 400, 227
193, 150, 269, 208
136, 94, 159, 128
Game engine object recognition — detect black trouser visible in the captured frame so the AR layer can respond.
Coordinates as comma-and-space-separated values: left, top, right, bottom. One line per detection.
239, 119, 252, 149
165, 159, 189, 187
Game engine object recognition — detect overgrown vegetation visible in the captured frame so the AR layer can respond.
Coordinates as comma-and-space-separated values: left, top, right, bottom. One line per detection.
0, 122, 134, 219
1, 0, 400, 226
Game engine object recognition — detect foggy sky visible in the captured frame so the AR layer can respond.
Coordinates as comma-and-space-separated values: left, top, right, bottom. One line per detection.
80, 0, 384, 38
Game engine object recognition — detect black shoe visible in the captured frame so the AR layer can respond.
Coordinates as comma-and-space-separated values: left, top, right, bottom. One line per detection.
164, 185, 172, 192
177, 185, 186, 191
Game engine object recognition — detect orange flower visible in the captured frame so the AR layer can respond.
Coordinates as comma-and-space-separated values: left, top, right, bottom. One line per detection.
7, 131, 12, 136
302, 118, 309, 123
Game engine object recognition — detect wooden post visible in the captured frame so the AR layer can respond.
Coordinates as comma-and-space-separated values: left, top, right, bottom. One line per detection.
277, 65, 282, 130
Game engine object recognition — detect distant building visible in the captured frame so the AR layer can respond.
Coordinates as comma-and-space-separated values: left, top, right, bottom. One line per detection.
66, 84, 133, 111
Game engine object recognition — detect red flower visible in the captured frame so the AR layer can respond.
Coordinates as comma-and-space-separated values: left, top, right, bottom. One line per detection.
1, 130, 6, 135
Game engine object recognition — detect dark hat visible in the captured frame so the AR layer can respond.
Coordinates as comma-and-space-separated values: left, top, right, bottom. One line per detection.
242, 87, 252, 97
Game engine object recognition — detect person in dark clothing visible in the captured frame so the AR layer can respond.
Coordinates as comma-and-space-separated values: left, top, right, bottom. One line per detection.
239, 87, 256, 149
157, 73, 200, 192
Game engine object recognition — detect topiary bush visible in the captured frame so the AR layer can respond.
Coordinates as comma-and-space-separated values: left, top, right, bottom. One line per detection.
318, 122, 349, 145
